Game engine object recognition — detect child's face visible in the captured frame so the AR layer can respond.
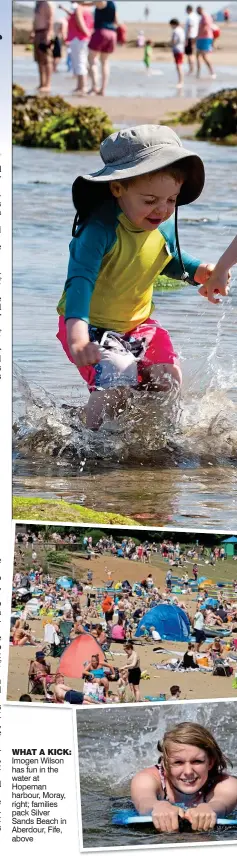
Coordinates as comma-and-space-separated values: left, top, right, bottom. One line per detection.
110, 172, 182, 231
166, 741, 214, 794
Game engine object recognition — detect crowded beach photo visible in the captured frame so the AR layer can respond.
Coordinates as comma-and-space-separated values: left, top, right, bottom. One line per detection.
13, 1, 237, 531
8, 523, 237, 705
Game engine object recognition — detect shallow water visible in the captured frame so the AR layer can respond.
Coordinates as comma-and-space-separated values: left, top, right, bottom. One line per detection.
13, 141, 237, 527
77, 702, 237, 849
13, 54, 237, 100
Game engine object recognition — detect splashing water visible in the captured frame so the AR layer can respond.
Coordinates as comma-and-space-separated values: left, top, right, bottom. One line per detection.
77, 702, 237, 791
13, 357, 237, 469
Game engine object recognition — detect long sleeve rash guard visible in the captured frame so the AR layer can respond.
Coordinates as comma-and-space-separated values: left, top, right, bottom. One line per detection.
57, 199, 200, 334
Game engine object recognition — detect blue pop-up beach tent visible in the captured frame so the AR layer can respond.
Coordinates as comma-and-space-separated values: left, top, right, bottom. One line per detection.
57, 576, 73, 589
135, 603, 190, 642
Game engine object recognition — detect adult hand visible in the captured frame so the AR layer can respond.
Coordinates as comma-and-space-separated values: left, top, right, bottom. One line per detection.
184, 803, 217, 832
152, 801, 184, 833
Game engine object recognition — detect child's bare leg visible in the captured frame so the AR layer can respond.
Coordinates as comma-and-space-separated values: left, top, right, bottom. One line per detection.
177, 64, 184, 87
85, 388, 129, 430
141, 363, 182, 391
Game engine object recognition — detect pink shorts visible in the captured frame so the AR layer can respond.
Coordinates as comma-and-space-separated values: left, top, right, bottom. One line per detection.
89, 28, 117, 54
57, 316, 178, 392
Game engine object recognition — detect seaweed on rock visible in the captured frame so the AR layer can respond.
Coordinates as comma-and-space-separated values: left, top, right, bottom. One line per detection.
175, 88, 237, 142
13, 85, 114, 150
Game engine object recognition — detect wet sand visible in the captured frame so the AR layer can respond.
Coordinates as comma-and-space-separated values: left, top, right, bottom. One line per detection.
7, 553, 237, 704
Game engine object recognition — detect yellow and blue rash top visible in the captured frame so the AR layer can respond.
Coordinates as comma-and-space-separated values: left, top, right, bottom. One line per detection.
57, 199, 201, 334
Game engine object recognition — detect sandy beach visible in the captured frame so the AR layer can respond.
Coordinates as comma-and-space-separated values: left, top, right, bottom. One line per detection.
7, 551, 237, 704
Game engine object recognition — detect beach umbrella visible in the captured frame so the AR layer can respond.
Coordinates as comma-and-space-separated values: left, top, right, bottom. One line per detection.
135, 604, 190, 642
57, 576, 73, 589
58, 633, 105, 680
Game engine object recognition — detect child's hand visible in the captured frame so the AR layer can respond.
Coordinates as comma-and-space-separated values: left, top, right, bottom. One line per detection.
152, 802, 185, 833
72, 341, 101, 367
199, 267, 231, 304
194, 263, 231, 304
194, 262, 215, 285
184, 803, 217, 832
66, 318, 101, 366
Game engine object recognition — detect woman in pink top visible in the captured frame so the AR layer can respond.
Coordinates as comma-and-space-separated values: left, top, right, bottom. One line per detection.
111, 617, 126, 641
59, 2, 93, 94
196, 5, 216, 78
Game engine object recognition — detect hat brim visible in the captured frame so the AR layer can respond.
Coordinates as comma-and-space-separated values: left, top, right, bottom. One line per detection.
79, 147, 205, 205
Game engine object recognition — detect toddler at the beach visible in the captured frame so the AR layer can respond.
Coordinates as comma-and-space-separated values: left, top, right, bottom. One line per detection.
143, 40, 153, 73
57, 124, 229, 430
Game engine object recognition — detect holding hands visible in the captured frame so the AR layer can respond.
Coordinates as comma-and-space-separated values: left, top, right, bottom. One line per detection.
195, 235, 237, 304
195, 263, 231, 304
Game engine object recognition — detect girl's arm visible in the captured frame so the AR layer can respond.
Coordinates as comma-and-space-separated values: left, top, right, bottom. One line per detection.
131, 769, 161, 814
207, 775, 237, 814
131, 769, 184, 832
185, 775, 237, 831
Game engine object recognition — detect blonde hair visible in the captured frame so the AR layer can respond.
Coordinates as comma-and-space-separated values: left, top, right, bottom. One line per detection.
157, 722, 229, 779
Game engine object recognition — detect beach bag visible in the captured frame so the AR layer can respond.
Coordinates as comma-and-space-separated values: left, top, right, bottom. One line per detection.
213, 659, 232, 676
212, 27, 220, 39
117, 24, 127, 44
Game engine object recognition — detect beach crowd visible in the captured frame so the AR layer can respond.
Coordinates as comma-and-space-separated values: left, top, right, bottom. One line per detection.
10, 529, 237, 705
28, 2, 230, 96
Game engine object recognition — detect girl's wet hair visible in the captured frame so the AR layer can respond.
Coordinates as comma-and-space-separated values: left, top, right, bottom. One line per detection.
157, 722, 230, 778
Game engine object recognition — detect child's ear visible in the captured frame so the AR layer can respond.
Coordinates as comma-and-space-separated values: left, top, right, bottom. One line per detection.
110, 180, 122, 198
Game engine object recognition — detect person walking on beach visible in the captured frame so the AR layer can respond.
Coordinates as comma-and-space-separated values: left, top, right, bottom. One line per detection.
196, 5, 216, 79
169, 19, 185, 88
184, 5, 198, 74
58, 2, 93, 95
32, 1, 55, 93
88, 1, 118, 96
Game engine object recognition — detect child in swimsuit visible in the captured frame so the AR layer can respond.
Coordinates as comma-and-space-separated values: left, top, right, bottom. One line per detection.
131, 721, 237, 832
57, 124, 229, 430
